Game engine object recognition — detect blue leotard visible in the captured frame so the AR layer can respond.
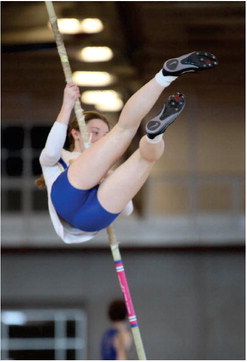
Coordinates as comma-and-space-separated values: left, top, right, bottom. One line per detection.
51, 159, 120, 232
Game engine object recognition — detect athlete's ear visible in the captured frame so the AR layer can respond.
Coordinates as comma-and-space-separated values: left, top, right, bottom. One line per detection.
70, 128, 81, 141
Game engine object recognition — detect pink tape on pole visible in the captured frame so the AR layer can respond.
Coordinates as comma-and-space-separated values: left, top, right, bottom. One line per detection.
114, 260, 138, 328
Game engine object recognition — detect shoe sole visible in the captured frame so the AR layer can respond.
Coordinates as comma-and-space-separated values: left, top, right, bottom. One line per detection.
163, 51, 218, 76
146, 92, 185, 139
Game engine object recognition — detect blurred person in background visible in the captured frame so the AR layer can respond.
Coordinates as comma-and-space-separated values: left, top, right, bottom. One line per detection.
101, 299, 133, 360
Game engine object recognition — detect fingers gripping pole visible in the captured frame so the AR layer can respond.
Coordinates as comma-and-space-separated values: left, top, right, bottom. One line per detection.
107, 225, 147, 360
45, 2, 146, 359
45, 1, 89, 145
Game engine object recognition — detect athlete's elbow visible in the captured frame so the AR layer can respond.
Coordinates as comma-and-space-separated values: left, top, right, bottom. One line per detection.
39, 149, 59, 166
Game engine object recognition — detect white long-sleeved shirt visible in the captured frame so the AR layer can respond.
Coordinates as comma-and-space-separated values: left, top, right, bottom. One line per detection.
40, 121, 133, 244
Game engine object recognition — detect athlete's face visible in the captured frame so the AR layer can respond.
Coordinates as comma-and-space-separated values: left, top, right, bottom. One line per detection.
86, 118, 109, 143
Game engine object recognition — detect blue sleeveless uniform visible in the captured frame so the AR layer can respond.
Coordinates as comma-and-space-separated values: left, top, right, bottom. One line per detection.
101, 328, 118, 360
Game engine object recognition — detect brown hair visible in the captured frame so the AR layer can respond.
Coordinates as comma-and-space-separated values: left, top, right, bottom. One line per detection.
35, 111, 110, 190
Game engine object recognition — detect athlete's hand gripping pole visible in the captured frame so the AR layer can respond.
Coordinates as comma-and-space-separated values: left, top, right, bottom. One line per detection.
45, 1, 90, 147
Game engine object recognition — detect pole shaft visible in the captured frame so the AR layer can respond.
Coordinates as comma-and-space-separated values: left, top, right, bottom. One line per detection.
107, 226, 147, 360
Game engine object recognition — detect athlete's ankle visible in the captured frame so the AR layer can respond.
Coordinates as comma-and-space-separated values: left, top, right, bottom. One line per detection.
140, 136, 165, 162
146, 134, 163, 144
155, 70, 177, 87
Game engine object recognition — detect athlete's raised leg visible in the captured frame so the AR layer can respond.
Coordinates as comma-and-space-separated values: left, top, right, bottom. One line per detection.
97, 93, 186, 213
68, 78, 174, 190
68, 51, 218, 190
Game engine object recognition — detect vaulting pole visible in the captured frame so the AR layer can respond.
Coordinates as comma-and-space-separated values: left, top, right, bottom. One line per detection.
45, 2, 146, 359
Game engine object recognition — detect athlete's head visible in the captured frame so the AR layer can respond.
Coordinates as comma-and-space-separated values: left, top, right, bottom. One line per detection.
108, 299, 127, 322
69, 111, 111, 150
